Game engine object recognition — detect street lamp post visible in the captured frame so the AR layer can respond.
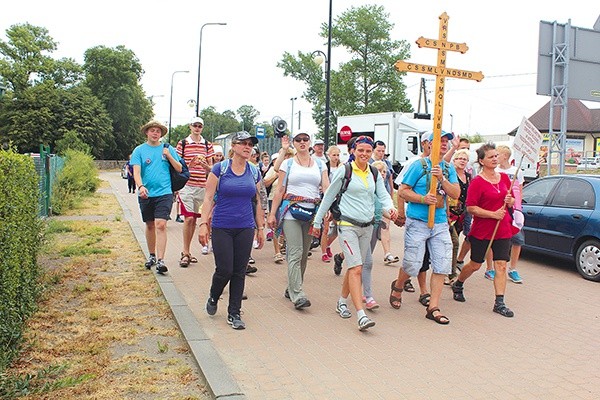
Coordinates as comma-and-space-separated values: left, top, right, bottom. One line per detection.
290, 97, 297, 134
311, 0, 333, 149
168, 70, 189, 144
196, 22, 227, 117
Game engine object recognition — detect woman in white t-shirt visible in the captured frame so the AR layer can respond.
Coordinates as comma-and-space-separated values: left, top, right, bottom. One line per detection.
268, 133, 329, 310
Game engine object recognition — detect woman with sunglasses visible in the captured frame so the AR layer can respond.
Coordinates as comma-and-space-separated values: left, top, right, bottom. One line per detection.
199, 131, 265, 330
313, 136, 398, 331
268, 133, 329, 310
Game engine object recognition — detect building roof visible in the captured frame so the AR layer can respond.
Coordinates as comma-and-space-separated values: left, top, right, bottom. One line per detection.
509, 98, 600, 135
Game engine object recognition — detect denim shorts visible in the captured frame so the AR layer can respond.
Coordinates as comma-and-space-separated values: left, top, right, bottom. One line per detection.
511, 230, 525, 246
402, 217, 452, 276
139, 194, 173, 222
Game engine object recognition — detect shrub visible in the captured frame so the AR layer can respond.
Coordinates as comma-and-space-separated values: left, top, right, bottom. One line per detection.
0, 149, 43, 373
51, 150, 100, 214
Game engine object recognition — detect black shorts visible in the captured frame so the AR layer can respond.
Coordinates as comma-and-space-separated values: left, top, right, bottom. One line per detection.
139, 194, 173, 222
469, 237, 511, 264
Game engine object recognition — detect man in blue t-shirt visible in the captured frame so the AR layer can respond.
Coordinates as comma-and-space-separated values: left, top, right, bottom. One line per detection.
389, 131, 460, 325
131, 120, 182, 275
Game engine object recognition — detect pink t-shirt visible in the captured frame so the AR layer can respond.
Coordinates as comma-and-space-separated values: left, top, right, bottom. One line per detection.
466, 173, 514, 240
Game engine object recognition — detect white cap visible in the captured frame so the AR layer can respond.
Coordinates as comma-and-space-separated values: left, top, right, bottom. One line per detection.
314, 139, 324, 145
213, 144, 223, 154
190, 116, 204, 125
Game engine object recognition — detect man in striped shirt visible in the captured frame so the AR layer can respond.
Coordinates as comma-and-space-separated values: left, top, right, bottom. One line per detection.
176, 116, 215, 267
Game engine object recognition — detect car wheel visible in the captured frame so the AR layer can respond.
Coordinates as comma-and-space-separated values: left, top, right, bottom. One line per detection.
575, 240, 600, 282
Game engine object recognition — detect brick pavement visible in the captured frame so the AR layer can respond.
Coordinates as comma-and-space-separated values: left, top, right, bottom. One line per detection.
104, 171, 600, 400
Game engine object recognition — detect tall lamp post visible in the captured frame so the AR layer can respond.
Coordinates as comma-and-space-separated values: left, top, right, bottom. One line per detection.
168, 70, 189, 144
196, 22, 227, 117
290, 97, 297, 134
312, 0, 333, 149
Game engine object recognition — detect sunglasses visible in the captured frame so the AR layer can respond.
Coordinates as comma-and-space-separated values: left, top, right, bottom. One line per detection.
191, 124, 203, 128
234, 140, 254, 147
294, 137, 310, 142
352, 135, 374, 148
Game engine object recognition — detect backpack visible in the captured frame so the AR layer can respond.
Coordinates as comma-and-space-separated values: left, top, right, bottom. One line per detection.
164, 143, 190, 192
417, 158, 450, 209
329, 162, 379, 221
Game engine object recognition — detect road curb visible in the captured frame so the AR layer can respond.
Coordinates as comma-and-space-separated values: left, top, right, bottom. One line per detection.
108, 176, 246, 399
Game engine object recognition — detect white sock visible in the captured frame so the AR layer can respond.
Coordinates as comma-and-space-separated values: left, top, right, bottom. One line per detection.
338, 296, 347, 305
357, 309, 366, 319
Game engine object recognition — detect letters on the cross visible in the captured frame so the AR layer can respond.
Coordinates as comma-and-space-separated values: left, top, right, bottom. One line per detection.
394, 12, 483, 227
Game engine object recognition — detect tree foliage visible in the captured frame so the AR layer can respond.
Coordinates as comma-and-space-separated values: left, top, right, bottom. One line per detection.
278, 4, 413, 144
83, 45, 153, 159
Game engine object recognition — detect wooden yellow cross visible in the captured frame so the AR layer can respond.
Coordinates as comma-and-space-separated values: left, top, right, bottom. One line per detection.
395, 12, 484, 227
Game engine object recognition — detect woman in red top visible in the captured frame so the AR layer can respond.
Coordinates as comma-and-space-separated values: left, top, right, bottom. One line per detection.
451, 143, 516, 318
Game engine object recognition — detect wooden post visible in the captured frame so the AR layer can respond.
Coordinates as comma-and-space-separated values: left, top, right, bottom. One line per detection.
395, 12, 484, 227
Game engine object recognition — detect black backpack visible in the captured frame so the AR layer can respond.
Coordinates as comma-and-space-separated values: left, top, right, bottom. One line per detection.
329, 163, 378, 221
164, 141, 190, 192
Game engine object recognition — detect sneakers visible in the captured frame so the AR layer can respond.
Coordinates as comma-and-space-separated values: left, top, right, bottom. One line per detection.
484, 270, 495, 281
201, 245, 209, 255
508, 270, 523, 283
326, 247, 333, 258
358, 315, 376, 331
206, 297, 218, 315
156, 259, 168, 275
284, 288, 290, 300
294, 297, 311, 309
322, 253, 331, 263
333, 253, 343, 276
365, 299, 380, 310
273, 253, 284, 264
451, 282, 466, 302
253, 240, 259, 249
266, 230, 273, 241
493, 303, 515, 318
384, 253, 400, 264
175, 215, 184, 223
145, 255, 157, 270
246, 265, 258, 275
336, 301, 352, 318
248, 256, 255, 264
227, 314, 246, 330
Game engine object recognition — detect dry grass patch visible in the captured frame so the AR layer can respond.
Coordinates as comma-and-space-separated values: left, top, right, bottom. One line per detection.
1, 184, 209, 400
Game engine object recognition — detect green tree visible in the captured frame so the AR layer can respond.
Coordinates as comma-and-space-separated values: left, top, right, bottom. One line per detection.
84, 45, 153, 159
0, 23, 112, 157
54, 130, 91, 155
237, 105, 259, 132
198, 106, 242, 142
278, 4, 413, 144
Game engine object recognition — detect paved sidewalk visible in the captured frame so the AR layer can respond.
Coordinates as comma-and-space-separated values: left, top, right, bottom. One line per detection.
104, 171, 600, 400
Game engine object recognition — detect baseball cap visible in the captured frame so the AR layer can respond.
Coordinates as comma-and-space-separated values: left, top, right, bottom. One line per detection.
292, 132, 310, 140
313, 139, 324, 145
421, 130, 454, 142
190, 116, 204, 125
231, 131, 259, 145
213, 144, 223, 154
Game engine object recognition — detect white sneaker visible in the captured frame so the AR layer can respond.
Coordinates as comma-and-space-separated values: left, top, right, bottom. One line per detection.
253, 240, 259, 249
201, 245, 209, 255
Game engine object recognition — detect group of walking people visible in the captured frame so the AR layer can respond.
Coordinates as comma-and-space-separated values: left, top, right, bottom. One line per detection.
130, 117, 524, 331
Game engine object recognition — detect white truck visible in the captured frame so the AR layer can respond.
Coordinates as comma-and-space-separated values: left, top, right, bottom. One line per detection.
336, 112, 428, 174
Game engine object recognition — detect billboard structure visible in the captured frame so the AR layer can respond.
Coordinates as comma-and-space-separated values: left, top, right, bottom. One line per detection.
537, 19, 600, 174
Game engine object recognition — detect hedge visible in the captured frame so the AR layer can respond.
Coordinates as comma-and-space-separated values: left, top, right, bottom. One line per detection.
0, 150, 43, 373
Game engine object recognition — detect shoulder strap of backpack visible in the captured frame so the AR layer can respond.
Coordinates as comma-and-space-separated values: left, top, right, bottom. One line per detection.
216, 159, 230, 193
248, 162, 259, 184
368, 164, 379, 182
181, 139, 186, 157
340, 162, 353, 194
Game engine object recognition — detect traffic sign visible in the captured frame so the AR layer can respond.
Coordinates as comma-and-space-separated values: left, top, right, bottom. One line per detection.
256, 126, 265, 139
339, 125, 352, 142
